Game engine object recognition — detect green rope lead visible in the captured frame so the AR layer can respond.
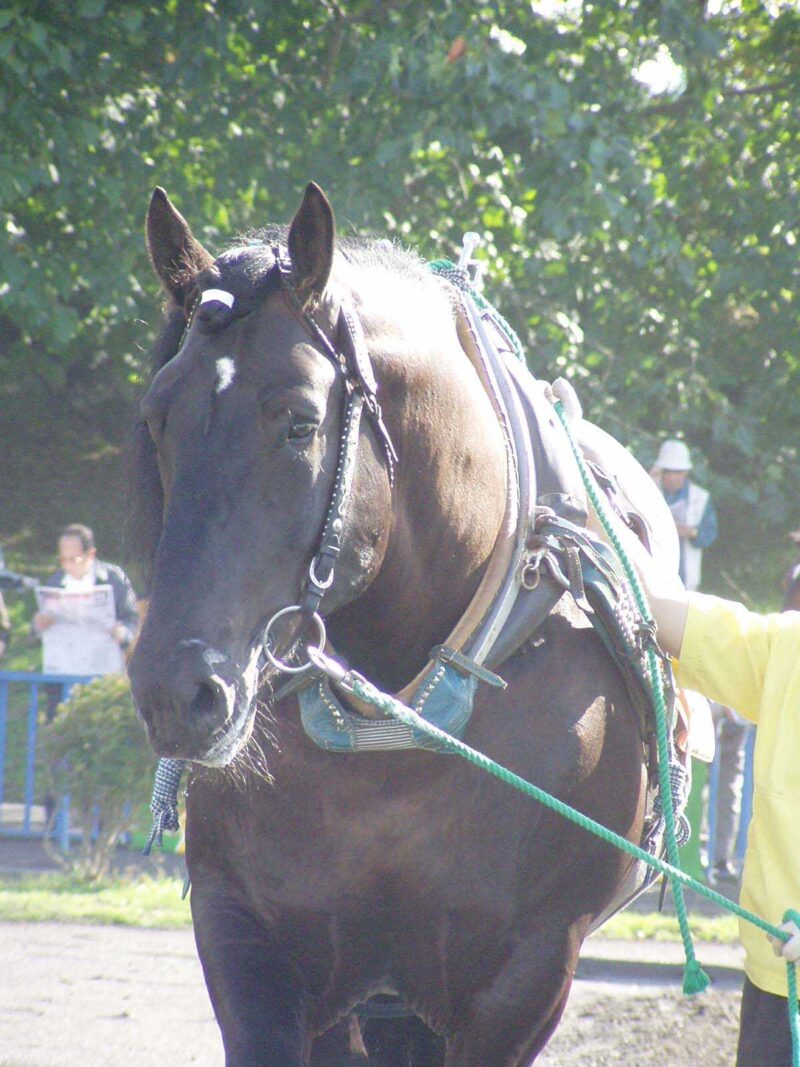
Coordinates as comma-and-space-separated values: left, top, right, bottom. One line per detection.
549, 397, 800, 1060
414, 268, 798, 1050
549, 400, 706, 992
345, 672, 800, 1064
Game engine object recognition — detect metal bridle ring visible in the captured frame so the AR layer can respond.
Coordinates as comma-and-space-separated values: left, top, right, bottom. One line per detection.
262, 605, 327, 675
521, 563, 542, 591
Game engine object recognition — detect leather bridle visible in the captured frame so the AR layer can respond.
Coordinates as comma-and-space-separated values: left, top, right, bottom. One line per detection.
258, 248, 398, 670
185, 248, 397, 673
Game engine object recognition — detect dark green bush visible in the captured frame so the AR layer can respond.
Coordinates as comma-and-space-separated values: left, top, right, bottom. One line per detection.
41, 673, 155, 881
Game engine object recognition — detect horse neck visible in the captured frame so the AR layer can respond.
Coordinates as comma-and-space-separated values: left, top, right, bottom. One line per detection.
329, 319, 508, 693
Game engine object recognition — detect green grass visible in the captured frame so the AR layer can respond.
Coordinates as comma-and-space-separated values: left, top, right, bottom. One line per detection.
0, 871, 739, 942
0, 871, 192, 927
600, 909, 739, 943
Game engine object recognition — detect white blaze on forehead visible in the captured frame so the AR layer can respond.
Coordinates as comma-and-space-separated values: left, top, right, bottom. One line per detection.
200, 288, 235, 308
215, 357, 236, 393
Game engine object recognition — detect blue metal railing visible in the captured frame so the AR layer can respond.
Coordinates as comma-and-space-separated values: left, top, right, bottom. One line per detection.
1, 669, 755, 872
0, 671, 95, 846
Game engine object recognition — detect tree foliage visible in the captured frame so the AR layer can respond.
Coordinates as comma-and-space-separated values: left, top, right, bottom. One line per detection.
1, 0, 798, 602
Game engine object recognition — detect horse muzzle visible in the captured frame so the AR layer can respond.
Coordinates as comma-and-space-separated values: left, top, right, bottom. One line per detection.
128, 637, 259, 765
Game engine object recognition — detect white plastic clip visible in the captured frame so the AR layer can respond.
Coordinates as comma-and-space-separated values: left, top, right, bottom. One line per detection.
551, 378, 584, 425
457, 232, 481, 271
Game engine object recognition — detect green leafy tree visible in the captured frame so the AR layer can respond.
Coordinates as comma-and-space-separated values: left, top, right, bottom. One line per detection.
1, 0, 798, 603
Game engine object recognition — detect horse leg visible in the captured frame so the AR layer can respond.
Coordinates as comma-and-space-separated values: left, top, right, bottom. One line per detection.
192, 895, 306, 1066
360, 1014, 446, 1067
443, 923, 581, 1067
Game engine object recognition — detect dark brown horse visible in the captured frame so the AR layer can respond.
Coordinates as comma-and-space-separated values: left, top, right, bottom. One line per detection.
128, 183, 648, 1066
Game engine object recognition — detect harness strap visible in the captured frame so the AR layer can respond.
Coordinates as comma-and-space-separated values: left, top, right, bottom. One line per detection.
428, 645, 507, 689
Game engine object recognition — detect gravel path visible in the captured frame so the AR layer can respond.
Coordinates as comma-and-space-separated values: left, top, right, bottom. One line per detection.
0, 923, 219, 1067
0, 922, 744, 1066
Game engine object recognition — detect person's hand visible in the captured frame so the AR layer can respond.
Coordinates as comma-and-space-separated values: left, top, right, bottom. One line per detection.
675, 522, 697, 541
110, 622, 128, 645
768, 919, 800, 962
33, 612, 56, 633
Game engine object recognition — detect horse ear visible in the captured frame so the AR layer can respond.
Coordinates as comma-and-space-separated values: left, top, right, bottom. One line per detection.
287, 182, 335, 305
146, 188, 214, 304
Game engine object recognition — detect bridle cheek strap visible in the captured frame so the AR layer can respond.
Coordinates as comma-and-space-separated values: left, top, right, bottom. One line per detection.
269, 246, 397, 621
299, 391, 364, 618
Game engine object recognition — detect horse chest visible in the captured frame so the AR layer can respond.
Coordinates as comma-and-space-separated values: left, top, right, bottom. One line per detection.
187, 749, 536, 922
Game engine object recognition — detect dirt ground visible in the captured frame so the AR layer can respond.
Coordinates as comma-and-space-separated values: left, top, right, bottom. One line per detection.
0, 920, 743, 1067
540, 937, 742, 1066
541, 988, 740, 1066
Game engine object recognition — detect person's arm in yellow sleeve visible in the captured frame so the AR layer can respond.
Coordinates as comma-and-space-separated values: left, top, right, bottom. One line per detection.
587, 499, 778, 720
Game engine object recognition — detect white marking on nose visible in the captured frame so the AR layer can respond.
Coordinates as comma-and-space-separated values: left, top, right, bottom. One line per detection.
215, 357, 236, 393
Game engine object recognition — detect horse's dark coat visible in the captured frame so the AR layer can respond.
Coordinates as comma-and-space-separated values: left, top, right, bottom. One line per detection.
128, 184, 647, 1066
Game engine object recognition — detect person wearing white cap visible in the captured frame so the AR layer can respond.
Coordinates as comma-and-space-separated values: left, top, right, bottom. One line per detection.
651, 438, 718, 592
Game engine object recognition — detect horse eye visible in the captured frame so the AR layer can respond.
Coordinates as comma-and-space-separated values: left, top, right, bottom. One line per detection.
287, 421, 317, 443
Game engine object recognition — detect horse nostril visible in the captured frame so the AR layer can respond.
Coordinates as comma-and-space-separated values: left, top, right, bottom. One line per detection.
189, 682, 218, 722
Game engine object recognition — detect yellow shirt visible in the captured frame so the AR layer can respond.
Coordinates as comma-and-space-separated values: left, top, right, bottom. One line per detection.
677, 592, 800, 996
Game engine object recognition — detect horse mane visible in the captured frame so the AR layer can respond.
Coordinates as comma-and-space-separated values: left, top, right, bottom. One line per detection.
220, 227, 441, 293
126, 228, 451, 590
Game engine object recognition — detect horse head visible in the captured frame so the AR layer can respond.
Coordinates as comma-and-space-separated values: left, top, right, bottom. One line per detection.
129, 183, 506, 765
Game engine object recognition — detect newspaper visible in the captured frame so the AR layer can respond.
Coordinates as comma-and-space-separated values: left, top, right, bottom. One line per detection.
35, 585, 124, 676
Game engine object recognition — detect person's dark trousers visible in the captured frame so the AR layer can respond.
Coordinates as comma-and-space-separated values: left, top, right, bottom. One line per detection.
44, 683, 62, 722
736, 976, 793, 1066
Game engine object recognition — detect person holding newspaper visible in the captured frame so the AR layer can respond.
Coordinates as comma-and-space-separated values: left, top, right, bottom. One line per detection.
33, 524, 139, 688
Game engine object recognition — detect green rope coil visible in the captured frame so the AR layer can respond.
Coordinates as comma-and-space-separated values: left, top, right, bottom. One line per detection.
360, 264, 800, 1051
550, 396, 800, 1057
786, 910, 800, 1055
